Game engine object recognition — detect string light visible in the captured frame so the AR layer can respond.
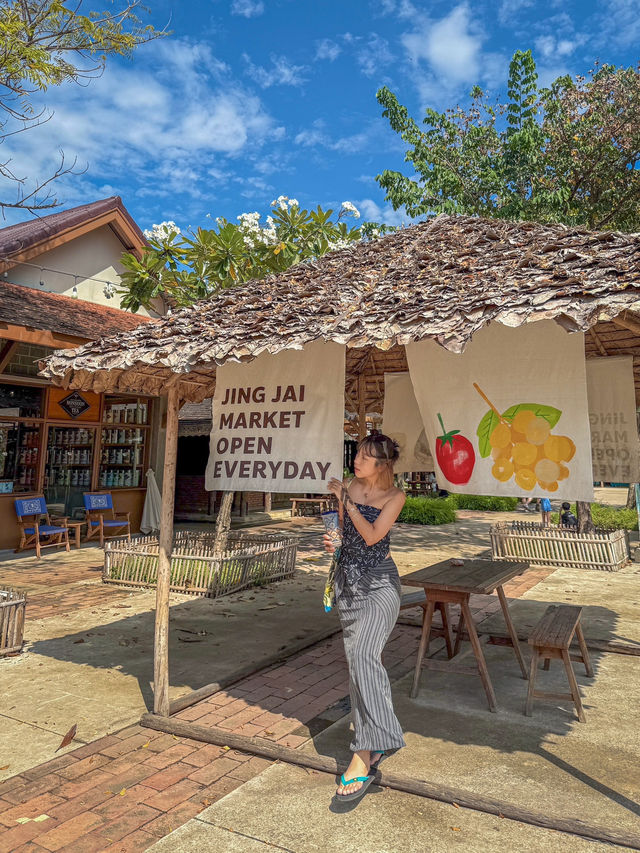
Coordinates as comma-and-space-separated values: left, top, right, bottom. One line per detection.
0, 255, 120, 294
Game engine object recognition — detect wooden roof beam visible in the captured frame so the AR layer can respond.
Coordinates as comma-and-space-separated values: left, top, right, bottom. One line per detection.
588, 327, 608, 356
611, 312, 640, 337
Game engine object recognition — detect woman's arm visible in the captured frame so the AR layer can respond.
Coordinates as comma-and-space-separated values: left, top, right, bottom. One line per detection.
343, 489, 406, 547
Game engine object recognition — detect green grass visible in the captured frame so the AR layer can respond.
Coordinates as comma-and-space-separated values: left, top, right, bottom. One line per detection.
398, 496, 457, 525
551, 503, 638, 531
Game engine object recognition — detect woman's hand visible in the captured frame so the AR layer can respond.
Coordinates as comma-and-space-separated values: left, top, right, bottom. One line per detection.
323, 533, 336, 554
327, 477, 344, 502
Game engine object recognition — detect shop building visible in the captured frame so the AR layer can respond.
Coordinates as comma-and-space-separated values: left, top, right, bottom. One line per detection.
0, 197, 165, 551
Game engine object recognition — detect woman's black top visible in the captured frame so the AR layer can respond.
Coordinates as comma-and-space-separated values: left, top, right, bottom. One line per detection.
338, 502, 391, 591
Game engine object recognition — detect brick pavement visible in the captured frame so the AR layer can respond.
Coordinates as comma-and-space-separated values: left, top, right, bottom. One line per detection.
0, 567, 549, 853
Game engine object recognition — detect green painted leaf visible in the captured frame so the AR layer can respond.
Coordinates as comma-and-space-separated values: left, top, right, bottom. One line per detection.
476, 409, 500, 458
501, 403, 562, 428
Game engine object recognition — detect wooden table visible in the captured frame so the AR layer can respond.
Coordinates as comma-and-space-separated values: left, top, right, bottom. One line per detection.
289, 497, 331, 517
64, 521, 85, 549
402, 558, 530, 712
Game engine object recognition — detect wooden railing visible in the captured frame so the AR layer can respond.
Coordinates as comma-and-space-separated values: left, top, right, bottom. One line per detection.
0, 588, 27, 656
490, 521, 629, 572
103, 531, 298, 597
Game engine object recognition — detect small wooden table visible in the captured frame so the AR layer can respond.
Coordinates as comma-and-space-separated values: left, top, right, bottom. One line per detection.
289, 497, 331, 517
65, 521, 85, 549
402, 558, 530, 712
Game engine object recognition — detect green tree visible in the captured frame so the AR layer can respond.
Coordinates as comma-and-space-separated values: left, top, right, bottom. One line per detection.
0, 0, 165, 214
116, 198, 388, 313
376, 51, 640, 231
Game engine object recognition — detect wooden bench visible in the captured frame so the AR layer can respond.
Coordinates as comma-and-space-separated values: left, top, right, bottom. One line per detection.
525, 604, 593, 722
289, 497, 331, 517
400, 589, 455, 659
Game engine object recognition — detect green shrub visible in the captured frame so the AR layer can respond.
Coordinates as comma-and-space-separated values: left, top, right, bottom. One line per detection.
551, 503, 637, 531
398, 496, 456, 525
451, 494, 519, 512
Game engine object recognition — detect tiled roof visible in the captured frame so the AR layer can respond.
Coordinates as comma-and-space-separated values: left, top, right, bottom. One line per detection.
0, 197, 145, 258
0, 279, 152, 341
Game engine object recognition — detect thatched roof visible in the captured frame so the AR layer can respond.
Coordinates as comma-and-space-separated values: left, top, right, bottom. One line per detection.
41, 214, 640, 404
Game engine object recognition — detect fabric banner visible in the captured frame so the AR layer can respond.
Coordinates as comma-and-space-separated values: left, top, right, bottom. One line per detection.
382, 372, 434, 472
406, 321, 594, 501
586, 356, 640, 484
205, 340, 345, 493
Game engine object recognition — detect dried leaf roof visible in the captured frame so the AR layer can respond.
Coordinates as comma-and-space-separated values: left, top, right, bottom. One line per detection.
41, 214, 640, 402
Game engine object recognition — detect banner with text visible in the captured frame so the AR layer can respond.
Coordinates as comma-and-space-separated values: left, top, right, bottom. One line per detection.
586, 355, 640, 484
205, 340, 345, 493
406, 321, 594, 501
382, 372, 434, 473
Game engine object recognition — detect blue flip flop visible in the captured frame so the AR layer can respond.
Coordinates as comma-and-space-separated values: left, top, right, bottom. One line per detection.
335, 772, 375, 802
370, 751, 386, 771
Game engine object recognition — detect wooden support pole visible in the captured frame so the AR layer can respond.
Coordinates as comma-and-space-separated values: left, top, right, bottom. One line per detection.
153, 385, 180, 716
357, 373, 366, 440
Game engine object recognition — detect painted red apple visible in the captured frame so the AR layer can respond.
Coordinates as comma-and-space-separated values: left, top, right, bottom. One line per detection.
435, 413, 475, 485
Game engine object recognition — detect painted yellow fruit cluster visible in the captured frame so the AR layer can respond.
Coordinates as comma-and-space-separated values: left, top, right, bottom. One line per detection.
489, 409, 575, 492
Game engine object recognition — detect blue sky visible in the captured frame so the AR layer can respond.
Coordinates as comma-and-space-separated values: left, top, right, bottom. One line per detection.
6, 0, 639, 232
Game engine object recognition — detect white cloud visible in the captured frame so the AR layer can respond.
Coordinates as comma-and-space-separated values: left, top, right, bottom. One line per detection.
243, 53, 308, 88
0, 38, 281, 210
315, 38, 341, 61
534, 35, 579, 61
402, 4, 483, 85
376, 0, 417, 20
356, 198, 409, 226
497, 0, 535, 26
597, 0, 640, 47
357, 34, 394, 77
231, 0, 264, 18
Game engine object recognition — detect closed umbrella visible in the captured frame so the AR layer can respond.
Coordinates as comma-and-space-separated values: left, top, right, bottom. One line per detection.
141, 468, 162, 534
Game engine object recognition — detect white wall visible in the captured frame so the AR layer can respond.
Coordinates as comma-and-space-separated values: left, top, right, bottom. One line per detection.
8, 226, 159, 317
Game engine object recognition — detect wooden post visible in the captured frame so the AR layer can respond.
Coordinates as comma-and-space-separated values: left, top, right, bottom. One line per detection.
576, 501, 595, 535
357, 373, 367, 441
153, 385, 180, 716
213, 491, 234, 552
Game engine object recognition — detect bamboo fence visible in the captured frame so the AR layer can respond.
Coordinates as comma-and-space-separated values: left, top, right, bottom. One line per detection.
0, 588, 27, 656
490, 521, 629, 572
103, 530, 297, 597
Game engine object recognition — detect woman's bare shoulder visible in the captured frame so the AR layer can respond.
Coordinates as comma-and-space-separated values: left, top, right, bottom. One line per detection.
383, 486, 406, 505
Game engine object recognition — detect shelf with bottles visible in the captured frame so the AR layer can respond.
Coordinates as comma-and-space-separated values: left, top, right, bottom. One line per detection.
0, 421, 42, 493
47, 446, 93, 466
100, 443, 144, 467
100, 427, 146, 447
44, 467, 92, 488
103, 396, 150, 426
99, 468, 142, 489
50, 428, 94, 447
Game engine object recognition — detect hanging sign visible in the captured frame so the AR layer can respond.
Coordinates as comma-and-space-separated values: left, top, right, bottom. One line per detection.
406, 321, 594, 501
586, 356, 640, 484
205, 340, 345, 493
382, 372, 434, 472
48, 388, 100, 421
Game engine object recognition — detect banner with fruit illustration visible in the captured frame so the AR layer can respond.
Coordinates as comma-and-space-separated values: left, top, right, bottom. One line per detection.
382, 372, 434, 473
405, 321, 594, 501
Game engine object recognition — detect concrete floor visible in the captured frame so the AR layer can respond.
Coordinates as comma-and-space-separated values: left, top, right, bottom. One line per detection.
153, 643, 640, 852
147, 762, 621, 853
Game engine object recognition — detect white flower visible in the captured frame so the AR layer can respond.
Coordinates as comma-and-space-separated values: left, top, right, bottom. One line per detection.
340, 201, 360, 219
288, 198, 299, 208
143, 221, 181, 241
271, 195, 290, 210
103, 282, 117, 299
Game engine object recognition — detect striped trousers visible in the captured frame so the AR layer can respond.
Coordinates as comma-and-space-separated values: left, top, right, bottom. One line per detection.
336, 556, 406, 753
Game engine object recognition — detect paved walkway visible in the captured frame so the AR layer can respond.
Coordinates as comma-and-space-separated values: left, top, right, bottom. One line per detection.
0, 566, 548, 853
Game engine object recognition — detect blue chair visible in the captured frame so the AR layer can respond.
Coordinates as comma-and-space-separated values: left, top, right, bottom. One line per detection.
14, 496, 70, 558
83, 492, 131, 547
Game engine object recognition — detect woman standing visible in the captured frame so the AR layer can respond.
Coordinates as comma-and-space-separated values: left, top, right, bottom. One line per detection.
324, 434, 407, 802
